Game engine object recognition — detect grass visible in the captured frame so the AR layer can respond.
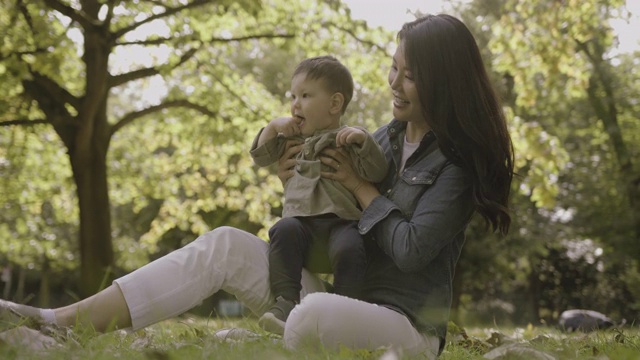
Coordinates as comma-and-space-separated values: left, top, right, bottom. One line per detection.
1, 315, 639, 359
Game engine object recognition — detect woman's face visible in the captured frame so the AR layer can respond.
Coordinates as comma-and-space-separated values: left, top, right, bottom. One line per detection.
388, 42, 425, 123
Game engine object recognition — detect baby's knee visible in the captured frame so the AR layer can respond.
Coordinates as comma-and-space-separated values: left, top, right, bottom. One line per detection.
268, 218, 305, 242
270, 217, 303, 232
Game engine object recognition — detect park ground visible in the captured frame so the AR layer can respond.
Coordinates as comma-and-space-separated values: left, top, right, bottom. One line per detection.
1, 315, 639, 359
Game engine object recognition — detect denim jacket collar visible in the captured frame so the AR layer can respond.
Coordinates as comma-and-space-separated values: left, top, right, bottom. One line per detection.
386, 119, 440, 173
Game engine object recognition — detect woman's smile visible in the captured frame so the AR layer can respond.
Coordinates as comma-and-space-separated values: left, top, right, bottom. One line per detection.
393, 94, 410, 108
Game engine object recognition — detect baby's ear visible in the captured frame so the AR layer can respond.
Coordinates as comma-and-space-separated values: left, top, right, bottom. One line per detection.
330, 92, 345, 115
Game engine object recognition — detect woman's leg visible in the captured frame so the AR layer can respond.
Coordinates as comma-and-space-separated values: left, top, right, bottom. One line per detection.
113, 226, 325, 331
4, 226, 325, 332
283, 293, 440, 359
2, 279, 130, 331
54, 284, 131, 330
55, 226, 272, 331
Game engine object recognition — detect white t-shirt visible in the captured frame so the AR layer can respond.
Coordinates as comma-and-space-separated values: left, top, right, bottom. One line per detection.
399, 135, 420, 174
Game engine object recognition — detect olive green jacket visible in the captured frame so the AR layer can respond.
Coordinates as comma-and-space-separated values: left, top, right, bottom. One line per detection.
250, 126, 388, 220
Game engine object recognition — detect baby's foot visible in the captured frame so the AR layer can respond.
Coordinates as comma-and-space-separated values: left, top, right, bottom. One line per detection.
257, 296, 296, 336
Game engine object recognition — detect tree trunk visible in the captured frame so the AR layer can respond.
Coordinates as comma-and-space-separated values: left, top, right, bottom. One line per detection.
16, 266, 25, 302
70, 1, 114, 296
527, 266, 541, 324
70, 139, 114, 296
450, 245, 467, 324
39, 258, 50, 307
450, 263, 463, 324
583, 40, 640, 256
1, 266, 12, 299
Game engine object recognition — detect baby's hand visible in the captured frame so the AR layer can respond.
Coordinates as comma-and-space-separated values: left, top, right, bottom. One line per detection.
269, 117, 301, 137
335, 126, 366, 147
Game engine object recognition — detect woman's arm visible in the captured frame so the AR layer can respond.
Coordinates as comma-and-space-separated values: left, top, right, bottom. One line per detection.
319, 147, 381, 210
321, 147, 474, 272
363, 164, 474, 272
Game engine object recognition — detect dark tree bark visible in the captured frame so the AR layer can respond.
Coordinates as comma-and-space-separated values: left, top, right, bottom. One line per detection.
578, 38, 640, 257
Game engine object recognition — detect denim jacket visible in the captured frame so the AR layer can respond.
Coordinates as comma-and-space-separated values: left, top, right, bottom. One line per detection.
358, 119, 475, 352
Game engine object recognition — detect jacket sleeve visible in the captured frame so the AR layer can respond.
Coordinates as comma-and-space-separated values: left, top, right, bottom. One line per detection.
249, 128, 285, 167
358, 163, 474, 272
348, 129, 389, 183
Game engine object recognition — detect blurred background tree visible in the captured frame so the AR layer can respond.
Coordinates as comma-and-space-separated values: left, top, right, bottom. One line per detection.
450, 0, 640, 325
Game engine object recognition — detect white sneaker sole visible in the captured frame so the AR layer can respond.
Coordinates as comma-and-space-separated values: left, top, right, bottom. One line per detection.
258, 313, 285, 335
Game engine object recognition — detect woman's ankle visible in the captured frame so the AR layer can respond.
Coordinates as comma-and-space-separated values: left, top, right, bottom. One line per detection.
1, 299, 57, 326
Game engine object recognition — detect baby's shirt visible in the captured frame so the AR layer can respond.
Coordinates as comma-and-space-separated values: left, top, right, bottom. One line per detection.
250, 126, 388, 219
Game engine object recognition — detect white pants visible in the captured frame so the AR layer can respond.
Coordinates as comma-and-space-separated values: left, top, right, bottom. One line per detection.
114, 226, 439, 358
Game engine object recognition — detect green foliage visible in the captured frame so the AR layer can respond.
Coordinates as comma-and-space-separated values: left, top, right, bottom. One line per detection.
0, 125, 77, 271
451, 0, 640, 327
102, 0, 394, 270
488, 0, 625, 109
508, 108, 568, 208
0, 0, 394, 282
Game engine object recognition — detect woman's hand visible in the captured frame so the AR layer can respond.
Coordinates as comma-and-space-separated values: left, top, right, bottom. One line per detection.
277, 140, 303, 186
319, 147, 363, 192
320, 147, 380, 209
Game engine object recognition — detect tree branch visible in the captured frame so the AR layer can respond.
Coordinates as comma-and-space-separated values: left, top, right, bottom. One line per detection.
110, 31, 294, 88
109, 47, 198, 88
109, 67, 159, 88
113, 0, 211, 39
576, 38, 630, 172
117, 37, 186, 46
42, 0, 98, 29
209, 72, 260, 118
323, 21, 389, 54
0, 48, 49, 61
116, 32, 294, 47
30, 72, 81, 111
17, 0, 34, 31
0, 119, 48, 127
104, 0, 117, 25
110, 100, 217, 135
140, 0, 167, 5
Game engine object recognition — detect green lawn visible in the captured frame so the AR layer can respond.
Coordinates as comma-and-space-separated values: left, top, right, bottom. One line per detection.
1, 315, 639, 359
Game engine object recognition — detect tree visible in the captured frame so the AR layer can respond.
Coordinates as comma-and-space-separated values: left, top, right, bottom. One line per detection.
444, 2, 571, 325
487, 0, 639, 254
0, 0, 393, 296
449, 0, 640, 325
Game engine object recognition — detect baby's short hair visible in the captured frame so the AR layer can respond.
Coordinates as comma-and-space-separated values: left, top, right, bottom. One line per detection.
293, 56, 354, 114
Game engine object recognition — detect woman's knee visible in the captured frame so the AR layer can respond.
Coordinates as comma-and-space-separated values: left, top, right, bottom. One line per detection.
193, 226, 264, 261
295, 292, 334, 314
329, 239, 366, 271
208, 225, 242, 240
283, 293, 335, 348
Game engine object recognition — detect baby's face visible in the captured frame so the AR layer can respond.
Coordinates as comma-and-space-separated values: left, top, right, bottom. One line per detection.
289, 74, 340, 136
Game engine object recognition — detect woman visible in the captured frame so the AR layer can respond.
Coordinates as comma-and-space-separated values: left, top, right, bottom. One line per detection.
1, 14, 513, 358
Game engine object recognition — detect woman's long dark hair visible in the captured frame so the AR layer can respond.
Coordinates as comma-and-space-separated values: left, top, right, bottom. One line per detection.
399, 14, 514, 235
